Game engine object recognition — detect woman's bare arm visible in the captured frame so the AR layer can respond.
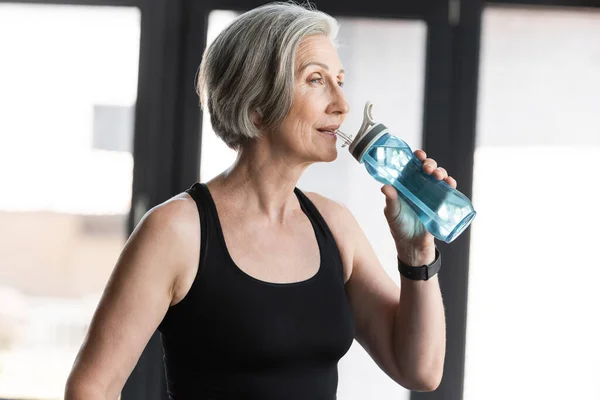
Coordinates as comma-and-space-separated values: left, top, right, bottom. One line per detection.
65, 195, 200, 399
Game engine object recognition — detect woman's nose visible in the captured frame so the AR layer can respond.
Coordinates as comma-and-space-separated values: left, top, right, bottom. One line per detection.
327, 84, 350, 115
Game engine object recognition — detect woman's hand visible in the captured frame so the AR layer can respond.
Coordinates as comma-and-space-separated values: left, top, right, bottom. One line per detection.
381, 149, 457, 266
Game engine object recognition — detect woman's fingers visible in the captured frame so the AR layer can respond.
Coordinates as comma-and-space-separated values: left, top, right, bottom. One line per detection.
445, 176, 457, 189
422, 158, 438, 173
414, 150, 458, 188
414, 149, 427, 161
431, 166, 447, 180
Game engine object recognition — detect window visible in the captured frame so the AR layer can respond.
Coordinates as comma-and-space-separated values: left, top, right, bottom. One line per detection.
465, 7, 600, 399
0, 4, 140, 399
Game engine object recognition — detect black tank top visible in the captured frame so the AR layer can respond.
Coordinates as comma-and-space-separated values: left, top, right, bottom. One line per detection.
158, 182, 355, 400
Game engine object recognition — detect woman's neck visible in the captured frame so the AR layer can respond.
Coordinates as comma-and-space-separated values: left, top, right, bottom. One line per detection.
209, 140, 310, 223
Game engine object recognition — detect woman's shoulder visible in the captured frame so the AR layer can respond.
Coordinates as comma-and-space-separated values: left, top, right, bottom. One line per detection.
135, 192, 201, 305
143, 191, 202, 261
302, 191, 356, 226
142, 192, 200, 236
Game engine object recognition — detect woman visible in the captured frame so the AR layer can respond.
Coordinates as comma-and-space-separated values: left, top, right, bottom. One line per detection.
65, 2, 456, 399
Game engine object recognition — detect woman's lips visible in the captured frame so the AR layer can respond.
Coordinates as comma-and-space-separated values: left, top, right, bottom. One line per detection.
316, 129, 337, 139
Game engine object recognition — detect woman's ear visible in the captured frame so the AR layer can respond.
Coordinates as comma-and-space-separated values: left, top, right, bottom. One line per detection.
251, 108, 263, 128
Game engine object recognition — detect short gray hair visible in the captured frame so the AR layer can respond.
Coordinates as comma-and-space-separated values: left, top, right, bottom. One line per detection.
197, 2, 339, 150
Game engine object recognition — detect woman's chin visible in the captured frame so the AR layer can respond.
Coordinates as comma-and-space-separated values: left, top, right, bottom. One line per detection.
320, 146, 338, 162
311, 135, 338, 162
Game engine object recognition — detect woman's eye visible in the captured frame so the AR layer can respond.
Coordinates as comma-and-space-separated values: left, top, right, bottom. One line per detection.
308, 76, 343, 87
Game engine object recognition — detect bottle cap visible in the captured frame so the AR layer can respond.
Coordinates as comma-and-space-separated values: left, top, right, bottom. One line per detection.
348, 101, 389, 163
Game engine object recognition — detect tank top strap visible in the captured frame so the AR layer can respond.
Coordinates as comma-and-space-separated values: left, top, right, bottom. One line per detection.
185, 182, 204, 214
185, 182, 208, 218
184, 182, 212, 256
293, 187, 344, 276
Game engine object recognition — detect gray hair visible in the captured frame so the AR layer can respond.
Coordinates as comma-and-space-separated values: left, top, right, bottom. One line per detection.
196, 2, 339, 150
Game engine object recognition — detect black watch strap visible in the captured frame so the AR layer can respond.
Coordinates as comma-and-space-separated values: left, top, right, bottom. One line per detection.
398, 247, 441, 281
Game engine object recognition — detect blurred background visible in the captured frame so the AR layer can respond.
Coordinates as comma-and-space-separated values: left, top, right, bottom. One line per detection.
0, 0, 598, 399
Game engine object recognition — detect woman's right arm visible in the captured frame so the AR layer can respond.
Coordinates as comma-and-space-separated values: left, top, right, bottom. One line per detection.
64, 195, 200, 400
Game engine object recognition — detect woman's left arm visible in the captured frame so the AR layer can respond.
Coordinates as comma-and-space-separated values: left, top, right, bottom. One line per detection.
342, 149, 456, 392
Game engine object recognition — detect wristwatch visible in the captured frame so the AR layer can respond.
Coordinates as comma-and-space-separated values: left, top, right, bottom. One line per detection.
397, 247, 442, 281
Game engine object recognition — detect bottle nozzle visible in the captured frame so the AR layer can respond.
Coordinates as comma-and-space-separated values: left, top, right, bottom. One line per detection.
335, 130, 353, 147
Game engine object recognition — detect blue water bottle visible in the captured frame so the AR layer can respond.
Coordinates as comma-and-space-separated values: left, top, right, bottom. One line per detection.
337, 101, 476, 243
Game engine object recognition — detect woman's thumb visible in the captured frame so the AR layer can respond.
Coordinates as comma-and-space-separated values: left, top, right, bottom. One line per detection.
381, 185, 401, 222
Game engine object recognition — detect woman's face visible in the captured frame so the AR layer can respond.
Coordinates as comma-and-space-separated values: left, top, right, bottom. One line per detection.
271, 34, 349, 163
